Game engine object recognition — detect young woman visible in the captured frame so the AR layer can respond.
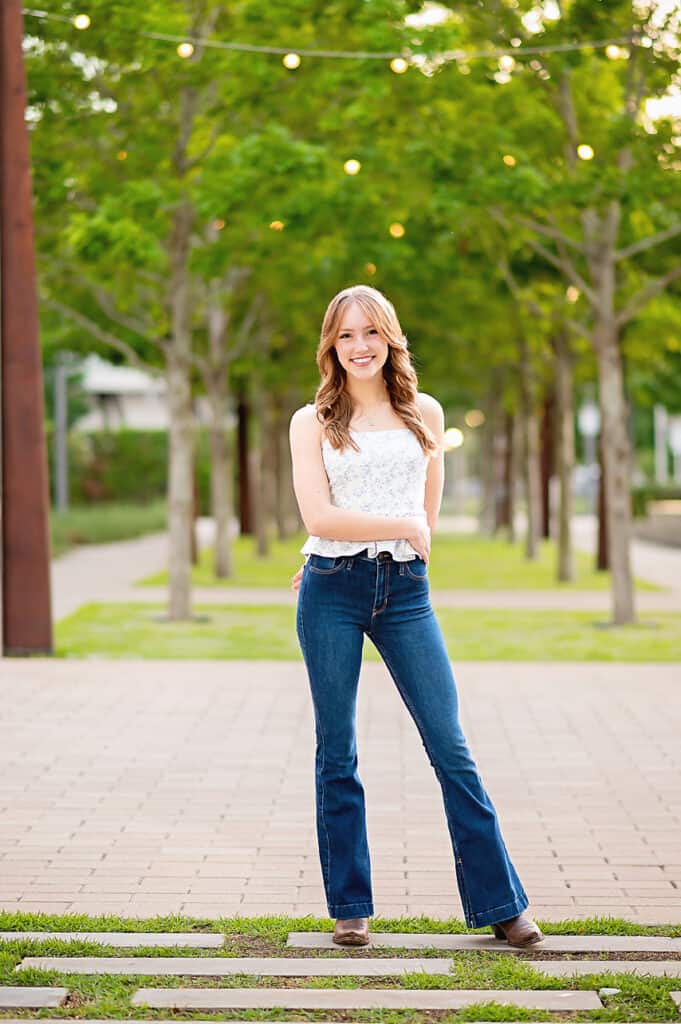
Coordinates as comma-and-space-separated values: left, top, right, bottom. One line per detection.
288, 284, 543, 949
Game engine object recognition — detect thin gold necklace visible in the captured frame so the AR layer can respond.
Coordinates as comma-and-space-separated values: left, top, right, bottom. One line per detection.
353, 397, 390, 429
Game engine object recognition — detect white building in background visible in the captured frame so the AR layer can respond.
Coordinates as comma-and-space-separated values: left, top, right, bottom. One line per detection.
73, 353, 212, 431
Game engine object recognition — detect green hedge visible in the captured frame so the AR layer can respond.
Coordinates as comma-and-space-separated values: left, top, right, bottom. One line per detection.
45, 427, 223, 514
631, 484, 681, 518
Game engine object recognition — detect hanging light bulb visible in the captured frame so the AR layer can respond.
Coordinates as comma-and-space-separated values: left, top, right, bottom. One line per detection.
344, 159, 361, 175
390, 57, 409, 73
577, 143, 594, 160
73, 13, 91, 29
177, 42, 194, 59
283, 53, 301, 69
389, 222, 405, 238
502, 154, 516, 167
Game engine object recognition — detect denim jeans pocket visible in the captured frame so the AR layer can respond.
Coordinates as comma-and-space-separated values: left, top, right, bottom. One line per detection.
404, 557, 428, 581
308, 554, 348, 574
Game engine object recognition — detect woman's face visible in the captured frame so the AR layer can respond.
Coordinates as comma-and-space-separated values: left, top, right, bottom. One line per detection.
333, 302, 389, 381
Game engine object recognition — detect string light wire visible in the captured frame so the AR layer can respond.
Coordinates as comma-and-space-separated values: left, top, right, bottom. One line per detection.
21, 9, 635, 63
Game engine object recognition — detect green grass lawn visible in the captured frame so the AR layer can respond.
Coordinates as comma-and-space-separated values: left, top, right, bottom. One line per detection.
0, 912, 679, 1023
139, 533, 660, 591
55, 603, 681, 660
50, 500, 167, 558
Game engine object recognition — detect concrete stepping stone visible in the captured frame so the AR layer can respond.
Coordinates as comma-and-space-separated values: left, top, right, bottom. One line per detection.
287, 931, 681, 953
130, 986, 603, 1010
17, 955, 453, 976
0, 931, 223, 948
0, 987, 68, 1008
530, 961, 681, 978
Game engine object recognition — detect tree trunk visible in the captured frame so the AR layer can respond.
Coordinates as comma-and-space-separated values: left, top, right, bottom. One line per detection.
272, 393, 288, 540
539, 394, 554, 539
206, 383, 234, 578
596, 432, 609, 572
237, 395, 251, 535
493, 425, 507, 533
553, 330, 574, 582
479, 385, 501, 536
519, 338, 541, 560
190, 465, 199, 566
498, 410, 513, 533
166, 196, 194, 621
166, 346, 194, 620
247, 380, 269, 558
595, 316, 636, 623
522, 405, 541, 560
507, 410, 520, 543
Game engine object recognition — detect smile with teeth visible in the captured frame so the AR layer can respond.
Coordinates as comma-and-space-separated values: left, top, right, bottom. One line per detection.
351, 355, 374, 365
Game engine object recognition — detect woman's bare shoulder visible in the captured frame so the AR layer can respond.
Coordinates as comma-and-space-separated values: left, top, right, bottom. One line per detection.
289, 403, 323, 442
416, 391, 444, 425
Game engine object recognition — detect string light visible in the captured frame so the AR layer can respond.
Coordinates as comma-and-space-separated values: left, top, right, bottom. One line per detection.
502, 154, 516, 166
465, 409, 485, 427
566, 285, 580, 303
282, 52, 300, 69
389, 222, 405, 237
177, 42, 194, 58
444, 427, 464, 449
577, 143, 594, 160
20, 11, 634, 67
390, 57, 409, 73
269, 220, 284, 230
365, 262, 376, 274
344, 159, 361, 175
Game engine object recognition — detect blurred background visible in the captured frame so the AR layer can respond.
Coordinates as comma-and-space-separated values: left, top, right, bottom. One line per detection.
3, 0, 681, 651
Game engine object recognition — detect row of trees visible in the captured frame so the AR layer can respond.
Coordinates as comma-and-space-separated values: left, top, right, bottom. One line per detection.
29, 0, 681, 624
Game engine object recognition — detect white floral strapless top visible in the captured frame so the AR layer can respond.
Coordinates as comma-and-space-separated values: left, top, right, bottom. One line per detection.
300, 423, 430, 562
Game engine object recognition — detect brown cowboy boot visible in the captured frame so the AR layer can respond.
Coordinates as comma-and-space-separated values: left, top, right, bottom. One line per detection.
332, 916, 370, 946
491, 912, 544, 947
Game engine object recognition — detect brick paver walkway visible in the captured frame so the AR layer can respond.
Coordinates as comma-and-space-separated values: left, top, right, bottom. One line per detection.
1, 658, 679, 923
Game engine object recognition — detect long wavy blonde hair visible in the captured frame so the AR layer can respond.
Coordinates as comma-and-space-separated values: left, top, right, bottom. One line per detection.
312, 284, 439, 457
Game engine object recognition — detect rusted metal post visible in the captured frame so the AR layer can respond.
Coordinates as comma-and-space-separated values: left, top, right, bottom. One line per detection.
1, 0, 53, 654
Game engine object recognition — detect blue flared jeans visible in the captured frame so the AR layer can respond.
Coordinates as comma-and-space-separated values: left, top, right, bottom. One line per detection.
295, 547, 529, 927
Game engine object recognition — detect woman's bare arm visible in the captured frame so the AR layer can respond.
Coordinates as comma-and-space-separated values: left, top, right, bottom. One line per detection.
417, 393, 446, 535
